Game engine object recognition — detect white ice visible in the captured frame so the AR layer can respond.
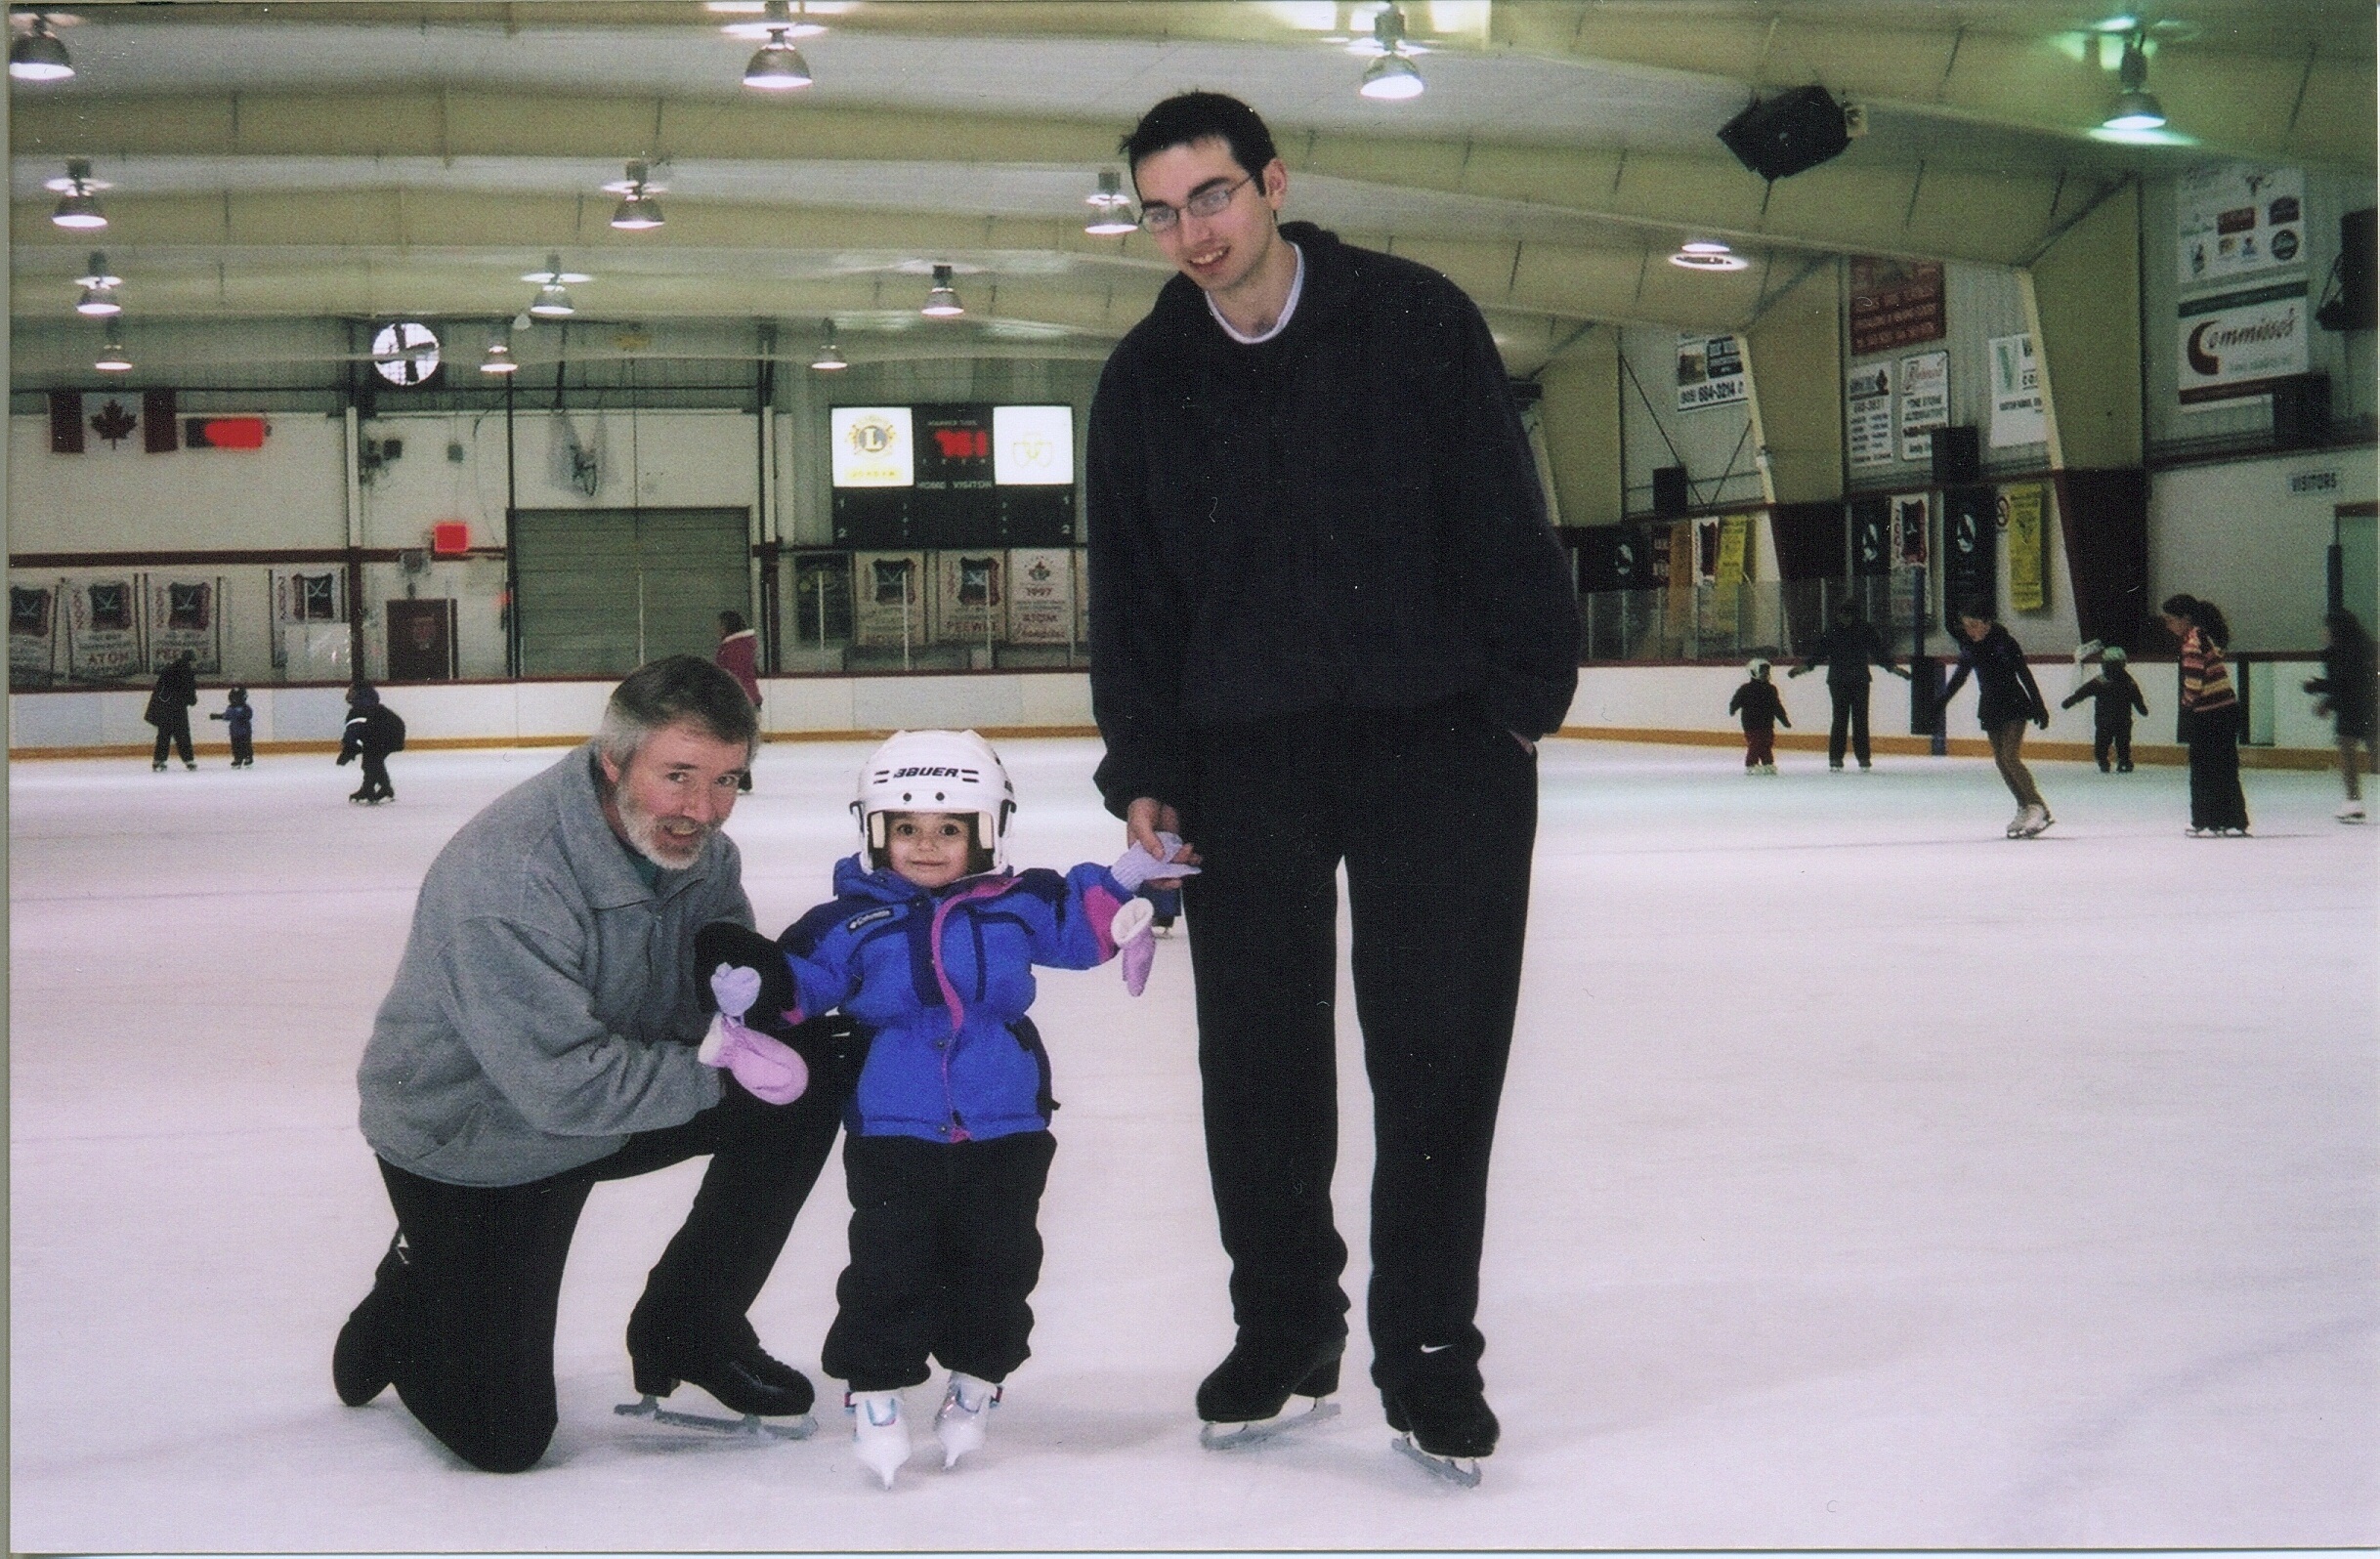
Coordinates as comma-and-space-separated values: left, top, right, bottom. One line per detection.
8, 737, 2376, 1551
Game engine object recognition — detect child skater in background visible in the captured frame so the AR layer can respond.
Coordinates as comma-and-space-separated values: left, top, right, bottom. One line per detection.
2161, 593, 2251, 837
2305, 608, 2375, 823
694, 729, 1191, 1490
210, 686, 256, 768
1939, 603, 2054, 837
1728, 658, 1789, 774
336, 682, 406, 804
2060, 647, 2147, 774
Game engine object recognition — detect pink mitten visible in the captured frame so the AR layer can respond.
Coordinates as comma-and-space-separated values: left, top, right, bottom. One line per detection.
1121, 931, 1156, 997
710, 962, 764, 1021
699, 1013, 811, 1104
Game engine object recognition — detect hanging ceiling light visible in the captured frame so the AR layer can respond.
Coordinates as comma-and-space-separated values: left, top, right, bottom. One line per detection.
1357, 6, 1425, 101
921, 263, 965, 317
607, 161, 665, 231
523, 254, 586, 317
1669, 239, 1750, 273
1084, 168, 1139, 236
10, 13, 74, 82
2103, 32, 2166, 131
743, 0, 815, 90
810, 321, 848, 371
74, 251, 123, 315
479, 338, 520, 375
47, 159, 109, 230
95, 326, 131, 373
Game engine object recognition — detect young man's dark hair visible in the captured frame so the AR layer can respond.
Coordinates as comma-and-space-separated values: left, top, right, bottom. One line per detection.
1119, 90, 1281, 190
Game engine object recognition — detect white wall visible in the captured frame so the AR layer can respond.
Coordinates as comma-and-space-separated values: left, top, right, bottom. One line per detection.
8, 410, 349, 552
2148, 449, 2378, 652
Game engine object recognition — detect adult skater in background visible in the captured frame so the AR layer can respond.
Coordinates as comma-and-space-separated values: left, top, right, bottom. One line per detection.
146, 650, 198, 772
1939, 603, 2054, 837
1786, 602, 1908, 770
2060, 646, 2148, 773
2306, 608, 2375, 822
714, 610, 762, 792
1086, 90, 1579, 1481
332, 655, 851, 1473
2162, 593, 2251, 836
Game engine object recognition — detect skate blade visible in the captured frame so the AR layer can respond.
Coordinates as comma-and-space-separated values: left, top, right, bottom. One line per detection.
1199, 1396, 1340, 1450
1392, 1433, 1484, 1488
615, 1394, 817, 1440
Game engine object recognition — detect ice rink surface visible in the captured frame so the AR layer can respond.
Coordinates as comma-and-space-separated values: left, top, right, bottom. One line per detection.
9, 736, 2377, 1552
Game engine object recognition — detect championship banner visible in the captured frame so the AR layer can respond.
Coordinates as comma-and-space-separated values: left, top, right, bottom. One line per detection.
149, 576, 224, 673
1850, 498, 1892, 577
2177, 282, 2309, 405
2178, 164, 2305, 287
2001, 485, 2047, 612
271, 568, 346, 670
1006, 549, 1076, 646
1676, 332, 1747, 412
65, 576, 142, 681
934, 552, 1004, 645
1897, 351, 1949, 464
1703, 515, 1752, 634
852, 552, 928, 650
1890, 493, 1932, 630
1988, 334, 2047, 447
1848, 362, 1893, 469
1942, 486, 1995, 618
11, 582, 61, 683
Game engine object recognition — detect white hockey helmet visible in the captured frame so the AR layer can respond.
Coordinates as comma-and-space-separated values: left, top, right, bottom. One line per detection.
1748, 657, 1771, 678
854, 729, 1016, 873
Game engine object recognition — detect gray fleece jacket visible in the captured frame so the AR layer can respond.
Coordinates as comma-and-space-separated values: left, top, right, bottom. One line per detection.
358, 743, 748, 1187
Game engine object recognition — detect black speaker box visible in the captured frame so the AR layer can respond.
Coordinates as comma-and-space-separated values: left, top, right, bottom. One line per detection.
2273, 374, 2332, 449
1931, 425, 1979, 486
1651, 465, 1690, 518
2317, 208, 2376, 331
1718, 86, 1850, 181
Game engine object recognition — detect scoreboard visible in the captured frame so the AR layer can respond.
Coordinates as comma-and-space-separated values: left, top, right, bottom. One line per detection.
830, 403, 1076, 549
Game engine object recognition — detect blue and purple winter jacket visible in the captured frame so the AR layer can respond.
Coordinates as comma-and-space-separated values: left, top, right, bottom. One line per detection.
774, 853, 1137, 1144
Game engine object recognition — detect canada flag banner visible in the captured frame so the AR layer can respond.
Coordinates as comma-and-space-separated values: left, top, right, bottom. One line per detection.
46, 391, 266, 452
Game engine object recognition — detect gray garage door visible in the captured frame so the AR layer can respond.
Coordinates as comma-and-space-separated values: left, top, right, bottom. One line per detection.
512, 506, 749, 677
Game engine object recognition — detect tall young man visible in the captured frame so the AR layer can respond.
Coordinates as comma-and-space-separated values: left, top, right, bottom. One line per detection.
1086, 91, 1580, 1470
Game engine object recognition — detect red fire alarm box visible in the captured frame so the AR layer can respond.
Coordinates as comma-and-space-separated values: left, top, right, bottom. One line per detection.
430, 521, 471, 558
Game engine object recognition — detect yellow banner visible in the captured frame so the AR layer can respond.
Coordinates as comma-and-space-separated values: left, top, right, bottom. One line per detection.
2002, 485, 2045, 611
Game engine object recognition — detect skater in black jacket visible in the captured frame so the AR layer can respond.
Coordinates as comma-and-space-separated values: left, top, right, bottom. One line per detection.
338, 682, 407, 803
146, 651, 199, 771
1787, 603, 1908, 770
2060, 647, 2148, 773
1728, 658, 1790, 774
1939, 604, 2053, 837
2306, 609, 2376, 822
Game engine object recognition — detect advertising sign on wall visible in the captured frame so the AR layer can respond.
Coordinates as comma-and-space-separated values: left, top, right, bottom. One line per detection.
1676, 332, 1747, 412
2178, 163, 2305, 286
2001, 485, 2047, 612
1847, 362, 1893, 469
1942, 486, 1996, 619
1988, 333, 2048, 447
1897, 351, 1949, 464
2177, 282, 2310, 405
1849, 257, 1946, 357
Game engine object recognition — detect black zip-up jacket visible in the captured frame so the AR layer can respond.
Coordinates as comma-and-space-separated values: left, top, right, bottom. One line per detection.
1728, 679, 1789, 732
1085, 223, 1580, 817
1939, 623, 2048, 729
2060, 668, 2148, 729
1794, 619, 1898, 688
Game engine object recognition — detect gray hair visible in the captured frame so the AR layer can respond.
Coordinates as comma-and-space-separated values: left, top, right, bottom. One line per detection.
594, 654, 759, 770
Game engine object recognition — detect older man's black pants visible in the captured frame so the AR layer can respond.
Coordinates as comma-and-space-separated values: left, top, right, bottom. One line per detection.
1180, 696, 1538, 1407
357, 1075, 843, 1472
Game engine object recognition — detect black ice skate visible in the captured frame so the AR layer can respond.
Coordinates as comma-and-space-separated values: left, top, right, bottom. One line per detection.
616, 1318, 818, 1440
1384, 1373, 1497, 1488
1195, 1337, 1343, 1450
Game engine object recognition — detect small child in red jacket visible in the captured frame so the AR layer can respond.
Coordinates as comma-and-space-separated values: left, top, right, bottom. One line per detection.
1728, 658, 1790, 774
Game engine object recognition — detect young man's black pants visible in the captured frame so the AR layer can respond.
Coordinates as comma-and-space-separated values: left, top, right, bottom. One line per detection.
1179, 695, 1538, 1409
353, 1073, 844, 1472
1828, 683, 1872, 767
820, 1130, 1056, 1392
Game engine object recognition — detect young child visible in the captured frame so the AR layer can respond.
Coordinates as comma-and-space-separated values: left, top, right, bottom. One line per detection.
694, 729, 1187, 1489
2059, 646, 2148, 773
210, 686, 256, 768
336, 682, 407, 804
1728, 658, 1790, 773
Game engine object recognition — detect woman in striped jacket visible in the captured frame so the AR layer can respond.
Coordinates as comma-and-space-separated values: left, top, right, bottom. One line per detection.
2161, 593, 2251, 836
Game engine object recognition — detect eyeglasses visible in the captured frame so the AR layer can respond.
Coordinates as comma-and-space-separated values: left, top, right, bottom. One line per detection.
1138, 174, 1254, 233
